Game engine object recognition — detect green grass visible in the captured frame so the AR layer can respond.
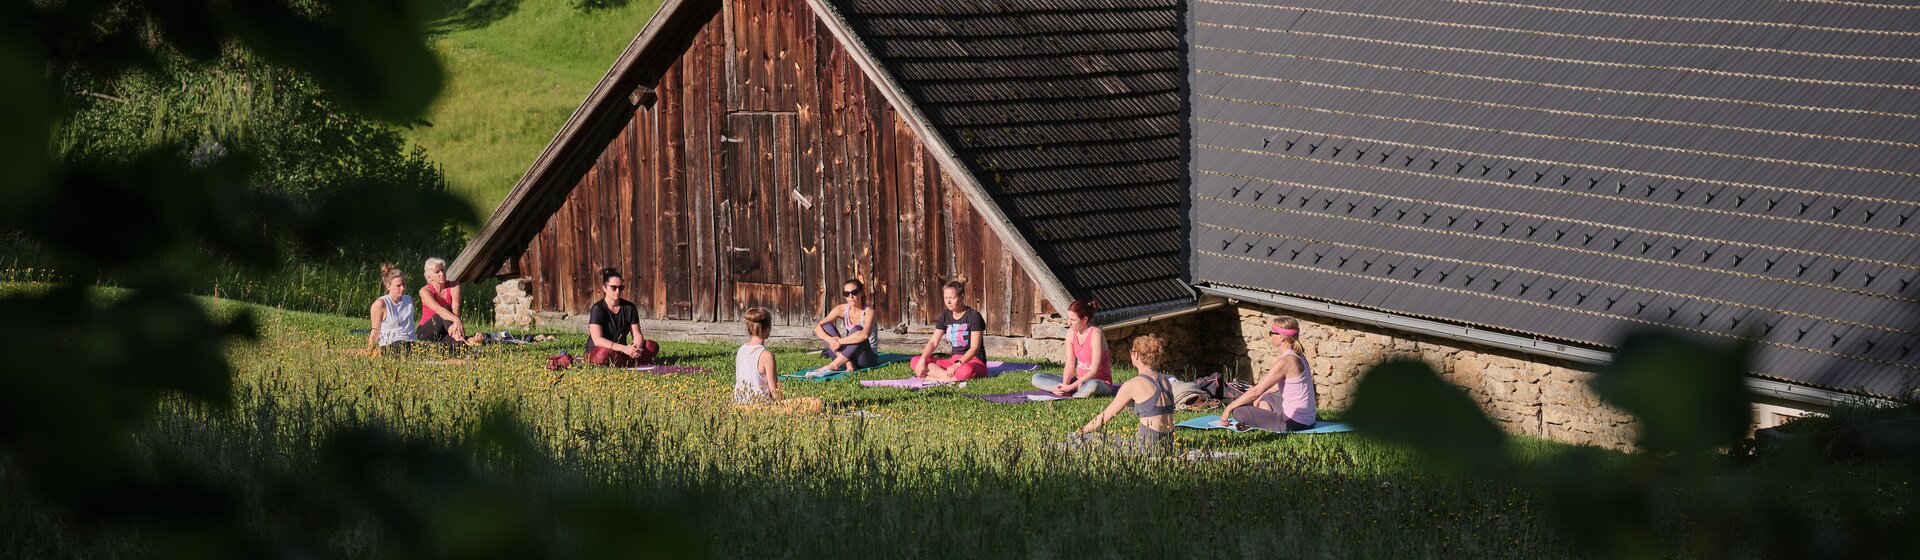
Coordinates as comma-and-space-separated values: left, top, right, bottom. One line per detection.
8, 288, 1916, 556
3, 291, 1584, 557
409, 0, 665, 218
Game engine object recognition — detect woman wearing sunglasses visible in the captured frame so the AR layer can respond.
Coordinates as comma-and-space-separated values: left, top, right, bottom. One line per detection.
1218, 315, 1318, 431
586, 267, 658, 367
806, 279, 882, 375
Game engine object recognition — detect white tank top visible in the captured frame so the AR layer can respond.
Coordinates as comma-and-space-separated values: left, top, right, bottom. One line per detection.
378, 295, 415, 346
733, 343, 771, 404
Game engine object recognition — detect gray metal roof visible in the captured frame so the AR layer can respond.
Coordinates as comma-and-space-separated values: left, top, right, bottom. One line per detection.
827, 0, 1195, 314
1192, 0, 1920, 398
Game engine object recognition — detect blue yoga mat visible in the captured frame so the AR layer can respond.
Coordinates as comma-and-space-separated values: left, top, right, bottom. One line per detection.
1175, 415, 1353, 434
781, 353, 915, 382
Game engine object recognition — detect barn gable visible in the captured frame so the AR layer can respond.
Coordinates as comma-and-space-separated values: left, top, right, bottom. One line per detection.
452, 0, 1192, 335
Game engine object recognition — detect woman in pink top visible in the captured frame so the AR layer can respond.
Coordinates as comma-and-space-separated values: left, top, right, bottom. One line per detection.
1220, 315, 1318, 431
1032, 299, 1114, 398
416, 257, 481, 346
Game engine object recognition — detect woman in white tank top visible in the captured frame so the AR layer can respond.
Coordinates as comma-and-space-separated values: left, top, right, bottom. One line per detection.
366, 264, 416, 357
733, 308, 824, 414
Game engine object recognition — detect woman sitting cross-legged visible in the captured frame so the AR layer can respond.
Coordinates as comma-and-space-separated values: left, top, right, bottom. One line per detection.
415, 257, 483, 346
910, 278, 988, 382
734, 307, 824, 415
1072, 333, 1178, 451
586, 267, 659, 367
1219, 316, 1319, 432
366, 263, 416, 358
1032, 299, 1114, 398
806, 278, 881, 375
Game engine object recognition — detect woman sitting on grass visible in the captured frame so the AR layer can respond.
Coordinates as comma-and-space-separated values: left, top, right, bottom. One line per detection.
1219, 316, 1318, 431
587, 267, 658, 367
1032, 299, 1113, 398
415, 257, 482, 346
735, 307, 824, 415
807, 278, 880, 375
1071, 332, 1177, 448
911, 278, 988, 382
365, 263, 415, 357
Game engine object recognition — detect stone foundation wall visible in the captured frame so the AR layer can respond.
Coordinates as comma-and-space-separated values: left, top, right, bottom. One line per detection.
1107, 303, 1638, 449
493, 279, 535, 328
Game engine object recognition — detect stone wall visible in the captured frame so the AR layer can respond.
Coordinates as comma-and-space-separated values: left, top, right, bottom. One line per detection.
493, 279, 535, 328
1107, 303, 1638, 449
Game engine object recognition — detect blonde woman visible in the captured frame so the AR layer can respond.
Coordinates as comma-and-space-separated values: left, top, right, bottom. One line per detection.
365, 263, 414, 357
1219, 316, 1318, 431
1072, 333, 1177, 449
736, 307, 824, 415
416, 257, 481, 345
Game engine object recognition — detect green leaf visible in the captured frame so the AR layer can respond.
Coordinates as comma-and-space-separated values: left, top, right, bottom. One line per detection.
1346, 359, 1506, 467
1591, 331, 1754, 454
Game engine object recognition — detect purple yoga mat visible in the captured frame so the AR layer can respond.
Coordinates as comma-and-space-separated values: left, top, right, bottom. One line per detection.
970, 391, 1053, 404
983, 361, 1041, 376
858, 378, 946, 389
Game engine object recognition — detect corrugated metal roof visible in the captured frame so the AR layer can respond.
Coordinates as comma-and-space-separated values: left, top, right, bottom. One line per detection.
829, 0, 1193, 312
1193, 0, 1920, 398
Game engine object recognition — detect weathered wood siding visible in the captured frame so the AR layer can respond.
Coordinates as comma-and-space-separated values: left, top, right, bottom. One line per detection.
518, 0, 1046, 335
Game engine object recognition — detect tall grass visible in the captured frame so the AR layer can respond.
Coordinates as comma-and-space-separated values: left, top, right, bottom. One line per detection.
409, 0, 667, 216
4, 300, 1584, 557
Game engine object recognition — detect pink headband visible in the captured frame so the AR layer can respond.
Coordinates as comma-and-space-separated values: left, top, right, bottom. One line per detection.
1270, 326, 1298, 337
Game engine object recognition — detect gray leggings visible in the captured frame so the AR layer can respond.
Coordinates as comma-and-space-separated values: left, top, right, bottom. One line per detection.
1031, 373, 1115, 397
821, 322, 880, 369
1227, 395, 1312, 432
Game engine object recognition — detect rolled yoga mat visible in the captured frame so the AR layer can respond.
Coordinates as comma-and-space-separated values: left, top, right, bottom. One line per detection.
1174, 415, 1353, 434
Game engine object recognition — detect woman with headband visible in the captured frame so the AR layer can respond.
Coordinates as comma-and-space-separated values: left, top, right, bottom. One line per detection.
1219, 316, 1319, 431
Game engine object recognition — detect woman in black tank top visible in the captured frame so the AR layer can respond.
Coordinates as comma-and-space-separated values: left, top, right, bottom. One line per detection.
1071, 333, 1177, 449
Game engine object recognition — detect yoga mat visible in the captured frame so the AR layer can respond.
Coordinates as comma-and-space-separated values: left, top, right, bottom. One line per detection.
626, 365, 715, 376
348, 328, 371, 335
781, 353, 914, 382
968, 390, 1095, 404
984, 361, 1041, 376
858, 378, 948, 390
1174, 415, 1353, 434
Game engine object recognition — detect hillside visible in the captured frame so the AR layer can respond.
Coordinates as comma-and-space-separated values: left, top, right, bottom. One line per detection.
411, 0, 665, 220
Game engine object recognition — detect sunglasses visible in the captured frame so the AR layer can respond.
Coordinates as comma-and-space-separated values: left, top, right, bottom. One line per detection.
606, 284, 625, 291
842, 289, 862, 297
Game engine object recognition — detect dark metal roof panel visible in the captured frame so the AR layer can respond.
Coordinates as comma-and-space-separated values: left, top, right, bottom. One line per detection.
1193, 0, 1920, 398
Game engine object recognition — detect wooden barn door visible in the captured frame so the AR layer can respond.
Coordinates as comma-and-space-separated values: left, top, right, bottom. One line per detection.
720, 113, 807, 323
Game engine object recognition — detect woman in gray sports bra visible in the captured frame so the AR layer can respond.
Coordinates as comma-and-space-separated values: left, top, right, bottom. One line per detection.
1072, 333, 1177, 450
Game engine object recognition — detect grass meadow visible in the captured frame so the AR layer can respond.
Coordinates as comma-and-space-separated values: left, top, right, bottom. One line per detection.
3, 287, 1585, 558
412, 0, 667, 216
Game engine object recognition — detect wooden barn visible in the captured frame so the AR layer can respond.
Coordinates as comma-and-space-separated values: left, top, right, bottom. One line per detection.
449, 0, 1193, 342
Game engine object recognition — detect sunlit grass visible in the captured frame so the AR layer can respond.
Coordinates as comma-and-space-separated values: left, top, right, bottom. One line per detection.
407, 0, 666, 219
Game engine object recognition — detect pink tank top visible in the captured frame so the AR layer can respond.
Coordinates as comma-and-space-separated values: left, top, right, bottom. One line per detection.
1070, 326, 1113, 384
418, 282, 453, 325
1277, 350, 1318, 426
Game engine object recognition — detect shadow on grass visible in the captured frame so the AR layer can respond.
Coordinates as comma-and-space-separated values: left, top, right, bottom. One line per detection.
427, 0, 525, 34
